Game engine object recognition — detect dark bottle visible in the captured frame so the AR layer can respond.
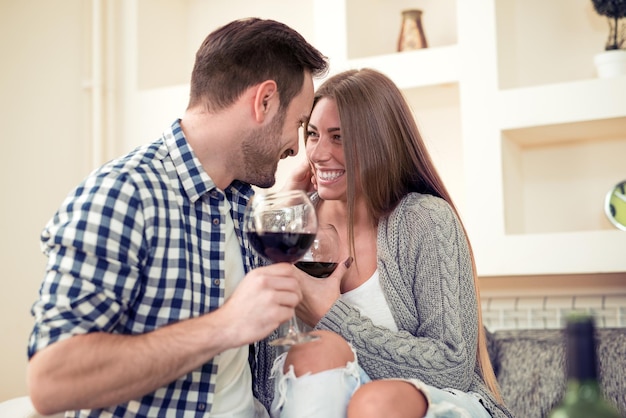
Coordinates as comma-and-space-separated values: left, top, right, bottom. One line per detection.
548, 314, 623, 418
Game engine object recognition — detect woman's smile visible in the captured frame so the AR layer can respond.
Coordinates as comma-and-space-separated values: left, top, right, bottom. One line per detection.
315, 168, 345, 185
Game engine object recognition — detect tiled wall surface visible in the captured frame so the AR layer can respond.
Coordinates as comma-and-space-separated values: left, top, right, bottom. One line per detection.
482, 294, 626, 331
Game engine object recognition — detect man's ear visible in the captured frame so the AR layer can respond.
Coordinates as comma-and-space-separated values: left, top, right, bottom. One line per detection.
253, 80, 278, 123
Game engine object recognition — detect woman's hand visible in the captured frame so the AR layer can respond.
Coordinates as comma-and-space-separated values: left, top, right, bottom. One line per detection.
281, 159, 316, 193
294, 257, 352, 327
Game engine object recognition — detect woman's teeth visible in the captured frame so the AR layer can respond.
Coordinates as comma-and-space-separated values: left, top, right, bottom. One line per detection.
317, 170, 344, 181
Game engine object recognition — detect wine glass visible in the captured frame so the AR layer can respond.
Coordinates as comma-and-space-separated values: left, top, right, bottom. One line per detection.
295, 224, 340, 278
244, 189, 318, 346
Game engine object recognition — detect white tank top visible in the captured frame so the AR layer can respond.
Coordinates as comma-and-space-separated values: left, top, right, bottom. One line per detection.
340, 270, 398, 331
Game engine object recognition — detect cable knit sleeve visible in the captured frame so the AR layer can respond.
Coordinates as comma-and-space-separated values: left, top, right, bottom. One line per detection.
316, 193, 479, 391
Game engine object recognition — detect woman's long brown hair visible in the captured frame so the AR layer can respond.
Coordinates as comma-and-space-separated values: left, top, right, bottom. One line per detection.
313, 68, 503, 403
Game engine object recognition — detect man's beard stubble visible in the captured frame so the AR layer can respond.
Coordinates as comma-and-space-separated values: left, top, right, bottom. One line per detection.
240, 111, 287, 188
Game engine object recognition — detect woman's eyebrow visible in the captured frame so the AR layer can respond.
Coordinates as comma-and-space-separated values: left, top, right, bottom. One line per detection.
307, 123, 340, 132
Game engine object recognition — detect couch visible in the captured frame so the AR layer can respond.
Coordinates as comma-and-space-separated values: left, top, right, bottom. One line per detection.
486, 327, 626, 418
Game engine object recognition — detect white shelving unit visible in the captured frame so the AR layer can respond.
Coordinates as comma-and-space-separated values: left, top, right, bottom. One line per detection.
134, 0, 626, 277
315, 0, 626, 276
459, 0, 626, 276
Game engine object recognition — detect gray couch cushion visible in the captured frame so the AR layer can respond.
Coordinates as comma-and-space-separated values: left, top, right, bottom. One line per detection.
486, 328, 626, 418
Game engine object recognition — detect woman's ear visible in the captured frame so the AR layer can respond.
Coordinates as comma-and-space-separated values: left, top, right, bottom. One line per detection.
253, 80, 278, 123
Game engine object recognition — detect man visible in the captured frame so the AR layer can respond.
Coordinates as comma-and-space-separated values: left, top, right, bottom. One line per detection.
27, 18, 328, 417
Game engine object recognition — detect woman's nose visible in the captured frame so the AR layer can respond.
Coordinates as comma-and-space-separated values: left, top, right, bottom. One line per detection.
308, 137, 331, 161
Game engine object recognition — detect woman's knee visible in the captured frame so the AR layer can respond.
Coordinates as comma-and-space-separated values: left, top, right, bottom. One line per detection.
347, 380, 428, 418
283, 330, 354, 376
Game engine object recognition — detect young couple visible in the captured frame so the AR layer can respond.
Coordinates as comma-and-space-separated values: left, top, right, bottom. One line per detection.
28, 17, 511, 418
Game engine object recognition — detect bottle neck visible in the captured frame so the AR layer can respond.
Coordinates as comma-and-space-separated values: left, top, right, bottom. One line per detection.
565, 319, 598, 381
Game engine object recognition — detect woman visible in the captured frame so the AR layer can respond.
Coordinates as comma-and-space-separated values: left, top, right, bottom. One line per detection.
255, 68, 512, 418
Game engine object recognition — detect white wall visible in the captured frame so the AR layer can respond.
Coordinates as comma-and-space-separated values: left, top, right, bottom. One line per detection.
0, 0, 92, 401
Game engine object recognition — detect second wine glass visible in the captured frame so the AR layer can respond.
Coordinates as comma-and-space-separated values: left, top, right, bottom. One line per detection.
295, 224, 340, 278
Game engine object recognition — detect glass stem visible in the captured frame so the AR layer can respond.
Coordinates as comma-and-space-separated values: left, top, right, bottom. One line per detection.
286, 315, 301, 338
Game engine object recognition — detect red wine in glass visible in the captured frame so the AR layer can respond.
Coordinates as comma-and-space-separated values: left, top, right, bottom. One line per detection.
295, 261, 338, 278
247, 231, 315, 264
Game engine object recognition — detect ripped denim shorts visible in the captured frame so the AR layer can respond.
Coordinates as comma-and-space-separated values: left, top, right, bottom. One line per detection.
270, 344, 369, 418
269, 345, 491, 418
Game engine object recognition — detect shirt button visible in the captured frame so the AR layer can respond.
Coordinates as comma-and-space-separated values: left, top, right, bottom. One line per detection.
198, 403, 206, 411
213, 279, 220, 286
212, 218, 219, 225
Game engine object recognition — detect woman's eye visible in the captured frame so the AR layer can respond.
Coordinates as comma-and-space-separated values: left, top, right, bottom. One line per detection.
306, 131, 319, 139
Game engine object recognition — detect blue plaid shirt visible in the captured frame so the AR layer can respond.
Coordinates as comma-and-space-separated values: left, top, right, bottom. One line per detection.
28, 120, 261, 417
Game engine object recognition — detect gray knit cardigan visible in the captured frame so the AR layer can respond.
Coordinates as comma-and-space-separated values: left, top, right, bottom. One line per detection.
254, 193, 513, 418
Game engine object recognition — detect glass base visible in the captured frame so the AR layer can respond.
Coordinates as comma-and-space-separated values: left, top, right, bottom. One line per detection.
269, 330, 320, 347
